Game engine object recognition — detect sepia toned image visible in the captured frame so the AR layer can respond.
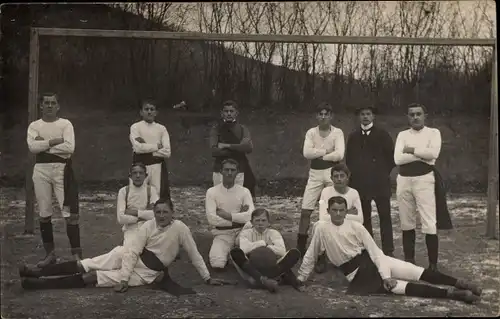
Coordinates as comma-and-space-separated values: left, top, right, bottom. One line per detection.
0, 2, 498, 318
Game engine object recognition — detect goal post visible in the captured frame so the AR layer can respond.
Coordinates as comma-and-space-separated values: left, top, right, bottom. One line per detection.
25, 27, 498, 238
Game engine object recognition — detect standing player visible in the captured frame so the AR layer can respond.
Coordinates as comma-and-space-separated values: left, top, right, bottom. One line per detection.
209, 100, 256, 197
230, 208, 301, 292
296, 196, 481, 304
27, 92, 82, 267
296, 102, 345, 257
394, 103, 452, 271
130, 100, 171, 200
117, 162, 159, 247
20, 199, 232, 293
205, 159, 254, 270
345, 106, 395, 257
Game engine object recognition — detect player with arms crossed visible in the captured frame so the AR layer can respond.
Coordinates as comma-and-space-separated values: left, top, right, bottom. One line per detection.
130, 100, 171, 199
116, 162, 159, 247
296, 102, 345, 257
296, 196, 481, 304
314, 163, 363, 273
209, 100, 256, 198
205, 158, 254, 271
230, 208, 301, 293
27, 92, 82, 267
394, 103, 452, 271
20, 199, 232, 295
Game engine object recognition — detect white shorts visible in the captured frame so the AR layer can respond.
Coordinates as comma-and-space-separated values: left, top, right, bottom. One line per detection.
80, 246, 161, 287
32, 163, 70, 218
396, 172, 437, 234
301, 168, 333, 210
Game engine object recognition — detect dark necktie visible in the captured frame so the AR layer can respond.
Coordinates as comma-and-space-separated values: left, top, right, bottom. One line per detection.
362, 129, 371, 136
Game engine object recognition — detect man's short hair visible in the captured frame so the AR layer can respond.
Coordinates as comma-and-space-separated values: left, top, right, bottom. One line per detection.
222, 100, 238, 110
130, 162, 147, 173
331, 162, 351, 176
251, 208, 270, 221
40, 92, 58, 103
316, 102, 333, 114
154, 198, 173, 210
328, 196, 348, 209
221, 158, 239, 171
141, 99, 157, 110
407, 103, 427, 114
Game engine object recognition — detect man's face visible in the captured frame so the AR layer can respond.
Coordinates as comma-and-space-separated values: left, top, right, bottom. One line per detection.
221, 105, 238, 122
140, 103, 157, 123
129, 166, 147, 187
41, 95, 60, 117
154, 203, 173, 228
316, 109, 332, 126
332, 170, 349, 188
329, 202, 347, 226
221, 162, 238, 184
359, 109, 374, 126
407, 106, 426, 129
252, 213, 270, 233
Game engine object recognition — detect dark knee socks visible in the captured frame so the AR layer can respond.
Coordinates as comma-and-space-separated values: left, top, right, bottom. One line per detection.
425, 234, 439, 265
296, 234, 309, 257
40, 260, 81, 277
22, 274, 86, 290
405, 282, 448, 299
402, 230, 416, 262
40, 219, 54, 250
419, 268, 457, 286
66, 223, 82, 256
230, 248, 263, 282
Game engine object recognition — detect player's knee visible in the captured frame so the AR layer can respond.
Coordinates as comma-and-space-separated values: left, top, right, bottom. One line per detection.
210, 256, 228, 269
65, 214, 79, 225
39, 216, 52, 223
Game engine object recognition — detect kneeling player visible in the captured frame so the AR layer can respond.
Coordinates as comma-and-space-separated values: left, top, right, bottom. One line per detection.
230, 208, 301, 293
20, 199, 231, 294
296, 196, 482, 304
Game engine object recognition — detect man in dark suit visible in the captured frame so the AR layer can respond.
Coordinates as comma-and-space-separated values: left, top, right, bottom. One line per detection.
345, 106, 395, 256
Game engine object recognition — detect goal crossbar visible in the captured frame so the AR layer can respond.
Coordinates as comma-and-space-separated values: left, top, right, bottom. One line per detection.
36, 27, 495, 46
25, 28, 498, 239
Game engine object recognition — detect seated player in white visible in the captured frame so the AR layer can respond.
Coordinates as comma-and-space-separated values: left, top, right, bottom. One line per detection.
314, 162, 363, 273
205, 158, 254, 271
230, 208, 301, 293
296, 196, 482, 304
117, 162, 159, 247
19, 199, 233, 294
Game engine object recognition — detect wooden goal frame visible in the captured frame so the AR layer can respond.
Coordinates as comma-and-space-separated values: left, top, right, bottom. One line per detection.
25, 28, 498, 238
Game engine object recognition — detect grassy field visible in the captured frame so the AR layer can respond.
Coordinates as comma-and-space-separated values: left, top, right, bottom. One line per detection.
1, 186, 499, 318
0, 109, 491, 193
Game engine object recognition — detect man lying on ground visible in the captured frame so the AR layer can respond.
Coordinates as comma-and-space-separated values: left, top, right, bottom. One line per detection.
20, 199, 233, 296
296, 196, 482, 304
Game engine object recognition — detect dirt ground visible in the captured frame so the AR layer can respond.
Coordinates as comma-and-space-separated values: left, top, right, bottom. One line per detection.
1, 186, 499, 318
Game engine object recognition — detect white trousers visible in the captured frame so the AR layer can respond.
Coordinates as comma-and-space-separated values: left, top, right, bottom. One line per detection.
80, 246, 161, 287
213, 172, 244, 186
396, 172, 437, 234
32, 163, 70, 218
301, 168, 333, 210
209, 222, 252, 268
146, 163, 162, 197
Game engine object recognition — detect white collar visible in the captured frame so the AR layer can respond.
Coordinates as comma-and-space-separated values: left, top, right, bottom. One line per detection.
361, 122, 373, 130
